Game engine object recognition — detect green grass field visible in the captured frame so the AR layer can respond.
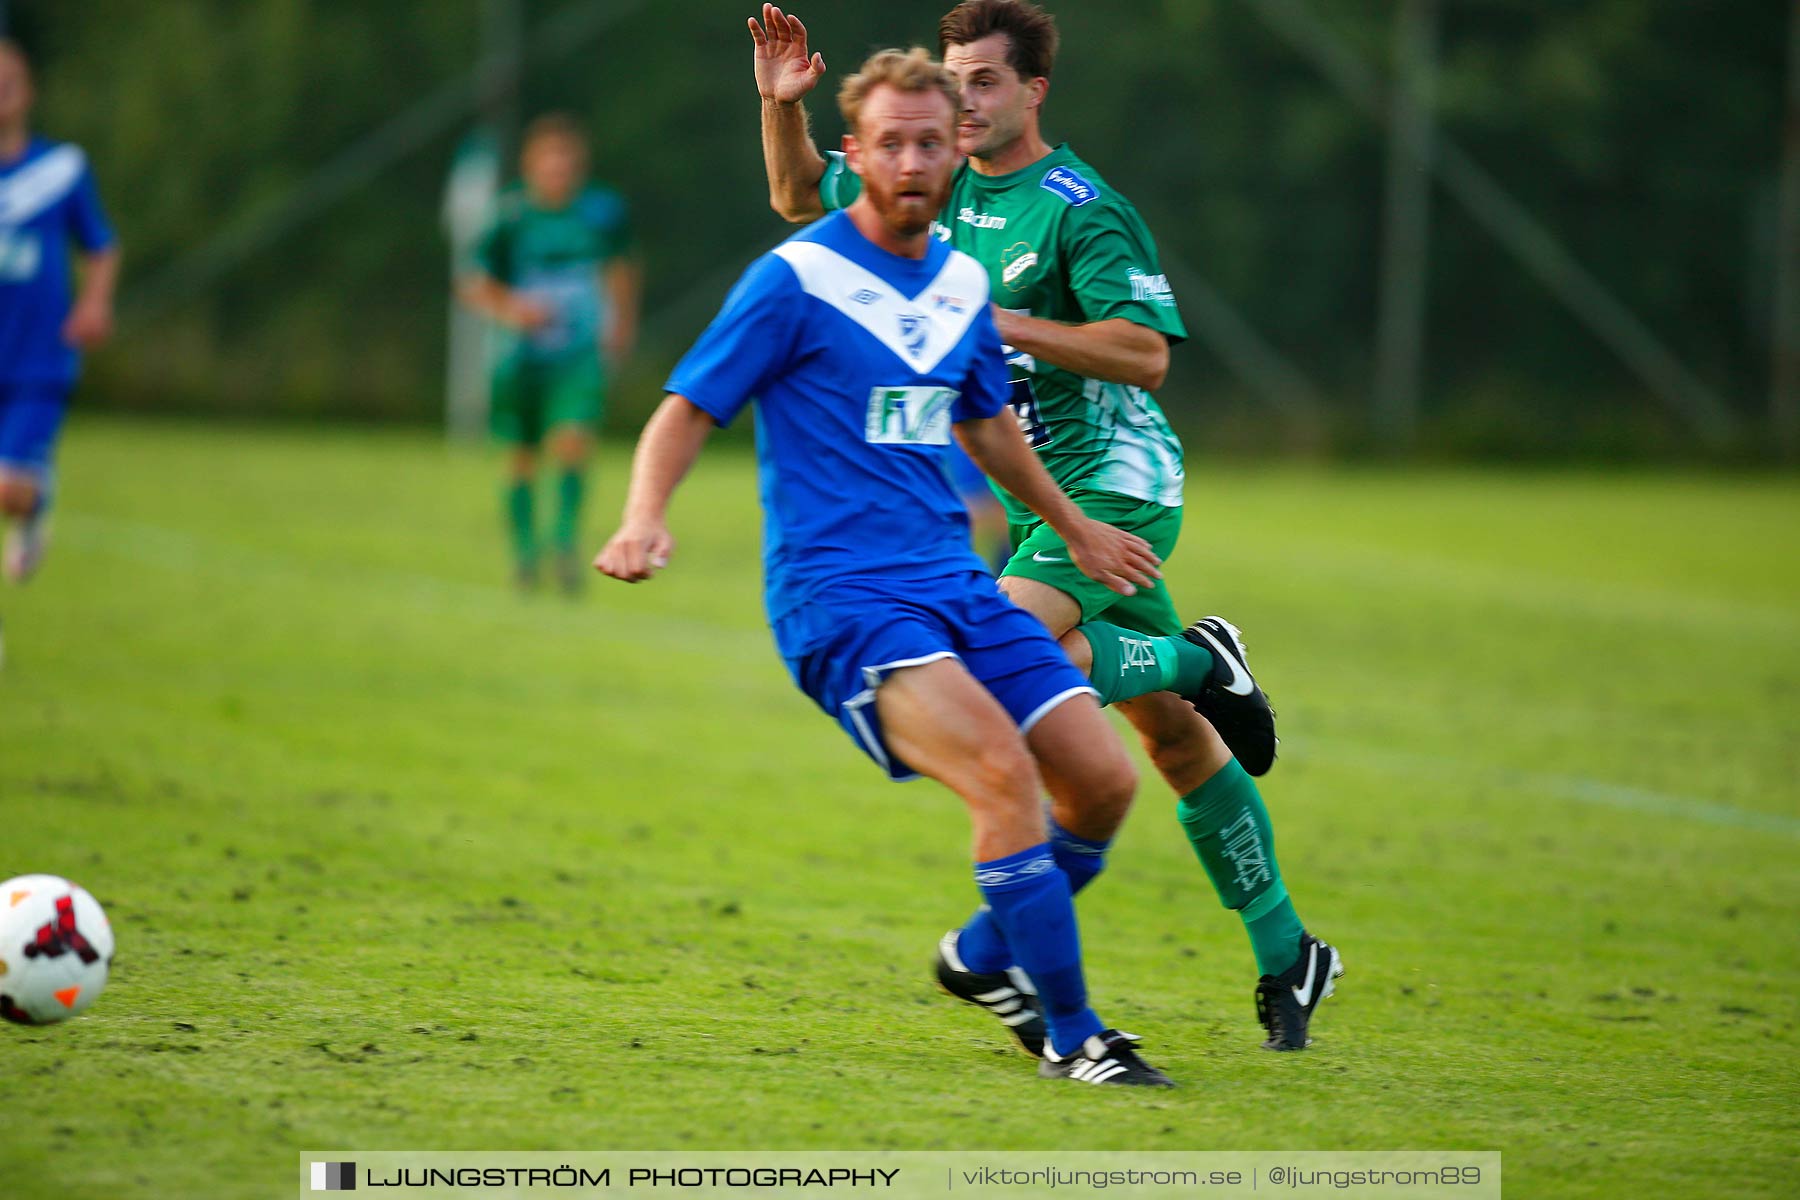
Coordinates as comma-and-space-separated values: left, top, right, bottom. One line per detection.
2, 417, 1796, 1198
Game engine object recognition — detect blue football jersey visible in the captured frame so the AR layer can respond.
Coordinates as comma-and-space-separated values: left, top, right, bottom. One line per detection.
666, 211, 1011, 649
0, 137, 115, 384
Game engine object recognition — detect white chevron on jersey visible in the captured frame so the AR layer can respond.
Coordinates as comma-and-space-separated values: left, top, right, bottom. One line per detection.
0, 145, 86, 226
772, 239, 988, 376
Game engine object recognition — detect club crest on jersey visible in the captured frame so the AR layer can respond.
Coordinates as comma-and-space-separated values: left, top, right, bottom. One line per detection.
897, 313, 929, 356
1001, 242, 1039, 293
1041, 165, 1099, 207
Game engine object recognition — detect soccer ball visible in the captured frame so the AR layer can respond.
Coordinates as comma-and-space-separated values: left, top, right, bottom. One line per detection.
0, 874, 114, 1025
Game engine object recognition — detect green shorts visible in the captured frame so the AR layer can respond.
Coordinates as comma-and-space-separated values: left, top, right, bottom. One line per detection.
490, 355, 606, 446
1004, 490, 1185, 635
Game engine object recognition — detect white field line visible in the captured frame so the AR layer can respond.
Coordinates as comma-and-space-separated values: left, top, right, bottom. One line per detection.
1292, 739, 1800, 839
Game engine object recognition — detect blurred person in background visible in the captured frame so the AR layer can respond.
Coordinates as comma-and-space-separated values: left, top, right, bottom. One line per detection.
458, 113, 639, 595
0, 37, 117, 593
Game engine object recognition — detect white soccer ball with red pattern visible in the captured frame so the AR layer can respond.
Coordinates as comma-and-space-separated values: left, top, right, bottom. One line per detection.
0, 875, 114, 1025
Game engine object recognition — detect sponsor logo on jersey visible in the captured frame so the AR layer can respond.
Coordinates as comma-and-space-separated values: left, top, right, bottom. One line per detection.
932, 221, 953, 243
0, 229, 42, 282
1128, 268, 1175, 307
1001, 242, 1039, 292
1040, 164, 1100, 207
957, 206, 1008, 230
931, 293, 969, 315
865, 386, 959, 447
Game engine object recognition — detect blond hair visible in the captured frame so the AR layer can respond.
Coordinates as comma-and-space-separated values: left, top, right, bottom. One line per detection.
836, 47, 961, 136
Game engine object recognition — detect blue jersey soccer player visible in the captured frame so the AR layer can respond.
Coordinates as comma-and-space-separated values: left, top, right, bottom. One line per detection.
751, 1, 1342, 1053
599, 49, 1173, 1086
0, 38, 117, 592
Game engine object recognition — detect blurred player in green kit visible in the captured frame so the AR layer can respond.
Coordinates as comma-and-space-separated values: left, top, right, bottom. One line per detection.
459, 114, 639, 593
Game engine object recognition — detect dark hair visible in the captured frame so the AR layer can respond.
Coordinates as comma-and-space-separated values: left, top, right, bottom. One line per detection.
938, 0, 1059, 80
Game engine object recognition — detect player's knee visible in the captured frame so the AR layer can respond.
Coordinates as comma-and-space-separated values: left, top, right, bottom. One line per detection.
964, 738, 1039, 806
0, 480, 35, 517
549, 431, 589, 466
1056, 629, 1094, 675
1084, 748, 1138, 832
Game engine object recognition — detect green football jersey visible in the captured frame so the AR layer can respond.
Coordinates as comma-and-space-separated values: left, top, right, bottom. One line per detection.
474, 185, 634, 365
821, 144, 1189, 514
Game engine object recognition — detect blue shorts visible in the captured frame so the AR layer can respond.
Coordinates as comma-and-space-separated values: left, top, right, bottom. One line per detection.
778, 573, 1097, 781
0, 382, 70, 480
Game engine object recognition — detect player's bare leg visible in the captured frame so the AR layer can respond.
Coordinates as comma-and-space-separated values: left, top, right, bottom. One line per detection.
1028, 691, 1137, 843
547, 422, 593, 596
0, 469, 48, 584
875, 657, 1047, 860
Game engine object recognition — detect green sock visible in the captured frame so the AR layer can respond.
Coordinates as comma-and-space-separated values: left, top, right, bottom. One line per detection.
1076, 621, 1214, 706
1175, 758, 1306, 977
553, 469, 586, 553
505, 479, 536, 567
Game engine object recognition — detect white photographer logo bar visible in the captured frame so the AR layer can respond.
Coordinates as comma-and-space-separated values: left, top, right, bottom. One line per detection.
310, 1161, 355, 1191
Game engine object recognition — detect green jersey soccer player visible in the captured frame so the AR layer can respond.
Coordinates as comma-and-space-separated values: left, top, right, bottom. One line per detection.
751, 0, 1342, 1054
460, 113, 640, 593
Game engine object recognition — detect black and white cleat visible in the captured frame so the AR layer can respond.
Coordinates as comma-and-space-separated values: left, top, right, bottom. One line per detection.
1182, 615, 1278, 776
1255, 933, 1345, 1050
1038, 1029, 1175, 1087
934, 930, 1047, 1059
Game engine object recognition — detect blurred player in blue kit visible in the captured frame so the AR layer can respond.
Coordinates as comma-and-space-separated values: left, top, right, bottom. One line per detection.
0, 39, 117, 594
598, 49, 1176, 1086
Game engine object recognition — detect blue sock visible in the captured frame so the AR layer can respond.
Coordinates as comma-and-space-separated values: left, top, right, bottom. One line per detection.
955, 819, 1111, 974
971, 844, 1103, 1057
1048, 818, 1111, 894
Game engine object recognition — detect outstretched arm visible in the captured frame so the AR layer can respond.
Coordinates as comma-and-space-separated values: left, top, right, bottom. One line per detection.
992, 310, 1170, 392
955, 415, 1161, 598
595, 396, 718, 583
749, 4, 829, 223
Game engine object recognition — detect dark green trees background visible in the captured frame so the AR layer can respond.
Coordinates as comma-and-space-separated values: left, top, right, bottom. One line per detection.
11, 0, 1792, 458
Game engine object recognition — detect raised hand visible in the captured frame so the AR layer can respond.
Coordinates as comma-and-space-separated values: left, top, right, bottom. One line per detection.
749, 4, 825, 104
